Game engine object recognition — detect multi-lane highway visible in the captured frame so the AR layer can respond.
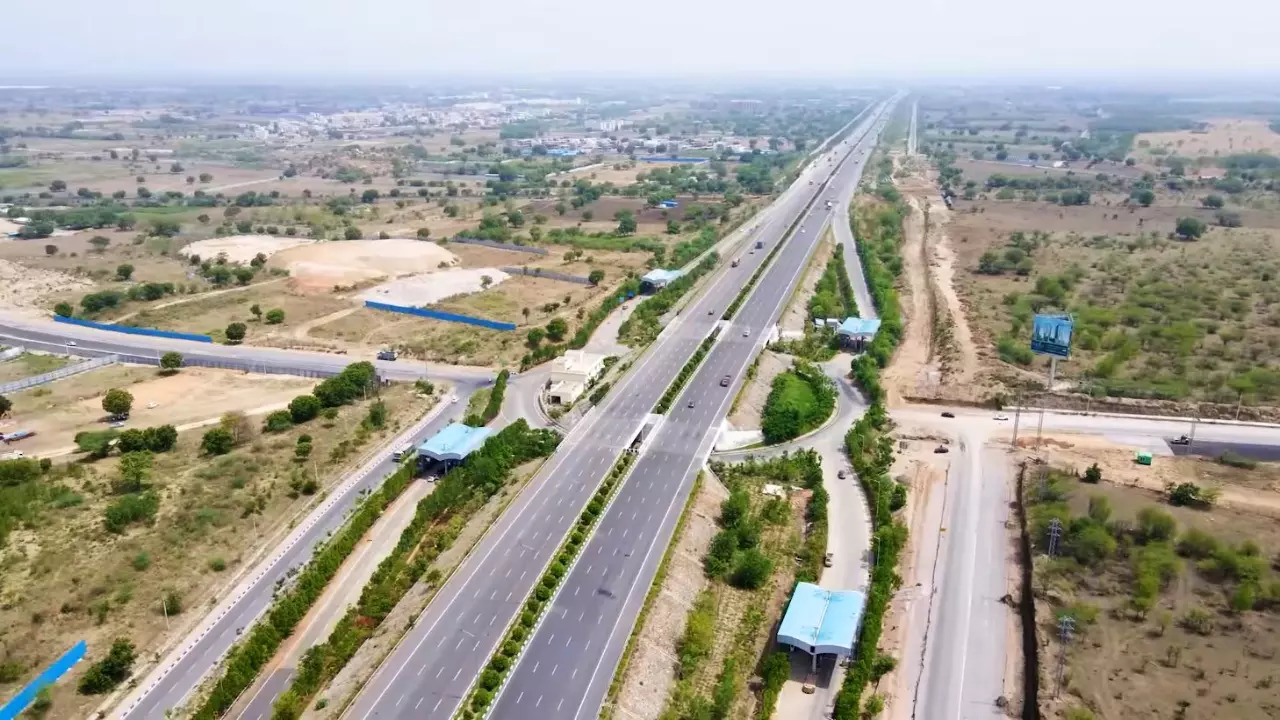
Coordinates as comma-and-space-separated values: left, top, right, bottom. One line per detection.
342, 99, 896, 720
486, 102, 897, 720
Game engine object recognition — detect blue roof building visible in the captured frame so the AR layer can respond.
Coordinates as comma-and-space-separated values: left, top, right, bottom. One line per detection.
777, 583, 866, 668
836, 317, 882, 339
640, 268, 683, 292
417, 423, 494, 464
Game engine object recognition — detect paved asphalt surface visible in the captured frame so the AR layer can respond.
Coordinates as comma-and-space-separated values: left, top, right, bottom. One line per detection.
342, 101, 896, 720
0, 315, 495, 386
110, 394, 467, 720
487, 102, 899, 720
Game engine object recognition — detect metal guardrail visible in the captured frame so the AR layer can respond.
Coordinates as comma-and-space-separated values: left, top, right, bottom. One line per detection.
0, 354, 118, 394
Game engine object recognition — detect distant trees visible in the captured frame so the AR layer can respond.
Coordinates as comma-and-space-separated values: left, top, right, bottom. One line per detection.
1131, 188, 1155, 207
615, 210, 636, 235
1202, 194, 1225, 209
49, 180, 67, 192
77, 639, 136, 695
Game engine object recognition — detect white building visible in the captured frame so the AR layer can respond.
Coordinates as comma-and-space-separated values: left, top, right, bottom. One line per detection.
547, 350, 607, 405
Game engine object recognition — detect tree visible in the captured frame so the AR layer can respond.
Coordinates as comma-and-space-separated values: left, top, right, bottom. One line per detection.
588, 269, 605, 286
417, 227, 432, 239
1131, 188, 1155, 207
115, 263, 134, 281
0, 394, 10, 418
199, 173, 213, 183
44, 244, 57, 256
76, 638, 135, 695
526, 327, 545, 347
144, 425, 177, 452
1175, 217, 1207, 240
554, 201, 567, 216
50, 180, 67, 192
197, 213, 210, 224
186, 175, 195, 184
1202, 194, 1225, 209
54, 301, 73, 318
249, 303, 262, 320
264, 308, 285, 324
114, 451, 153, 494
160, 351, 183, 372
582, 209, 594, 222
289, 394, 321, 423
102, 388, 133, 417
220, 411, 254, 445
480, 275, 493, 290
201, 427, 234, 456
89, 235, 111, 252
361, 189, 379, 204
224, 322, 247, 343
1082, 463, 1103, 483
344, 226, 363, 240
546, 317, 569, 342
615, 210, 637, 235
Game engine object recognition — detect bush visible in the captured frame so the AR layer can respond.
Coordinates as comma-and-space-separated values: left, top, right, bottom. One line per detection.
729, 548, 773, 589
1082, 463, 1102, 483
264, 410, 294, 432
289, 394, 322, 423
201, 427, 234, 456
761, 361, 836, 443
103, 492, 159, 533
225, 322, 247, 343
77, 638, 136, 694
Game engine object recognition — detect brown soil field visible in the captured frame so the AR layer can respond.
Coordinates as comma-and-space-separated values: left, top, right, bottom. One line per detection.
1028, 466, 1280, 720
122, 281, 353, 342
0, 374, 435, 719
1136, 118, 1280, 160
2, 365, 316, 456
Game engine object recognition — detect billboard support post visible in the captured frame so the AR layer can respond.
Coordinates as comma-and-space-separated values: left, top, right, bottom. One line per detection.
1036, 357, 1056, 452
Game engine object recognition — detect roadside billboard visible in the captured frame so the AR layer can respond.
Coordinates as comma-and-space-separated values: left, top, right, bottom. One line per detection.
1030, 314, 1073, 358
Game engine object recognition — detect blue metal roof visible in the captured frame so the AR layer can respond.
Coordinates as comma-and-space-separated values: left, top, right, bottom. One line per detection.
417, 422, 493, 462
641, 268, 683, 285
776, 582, 866, 656
836, 317, 882, 337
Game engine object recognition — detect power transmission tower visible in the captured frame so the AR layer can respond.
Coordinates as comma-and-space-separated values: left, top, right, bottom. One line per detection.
1054, 616, 1075, 697
1047, 518, 1063, 557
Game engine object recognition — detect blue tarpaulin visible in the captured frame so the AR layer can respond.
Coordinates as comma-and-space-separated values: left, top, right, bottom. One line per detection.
0, 641, 86, 720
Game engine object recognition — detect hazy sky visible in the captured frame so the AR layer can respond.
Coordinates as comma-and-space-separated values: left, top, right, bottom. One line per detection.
5, 0, 1280, 82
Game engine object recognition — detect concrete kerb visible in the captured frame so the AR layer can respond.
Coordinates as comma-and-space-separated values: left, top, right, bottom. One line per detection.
474, 451, 643, 720
111, 392, 456, 720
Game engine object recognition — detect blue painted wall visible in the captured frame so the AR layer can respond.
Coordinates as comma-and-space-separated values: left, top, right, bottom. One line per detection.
0, 641, 86, 720
364, 301, 516, 331
54, 315, 213, 343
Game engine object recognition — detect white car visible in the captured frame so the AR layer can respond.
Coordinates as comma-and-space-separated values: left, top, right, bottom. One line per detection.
993, 414, 1009, 421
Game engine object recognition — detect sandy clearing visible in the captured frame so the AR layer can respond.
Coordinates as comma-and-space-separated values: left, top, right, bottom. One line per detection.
181, 235, 317, 265
0, 219, 21, 235
0, 257, 90, 311
357, 267, 510, 307
273, 239, 459, 290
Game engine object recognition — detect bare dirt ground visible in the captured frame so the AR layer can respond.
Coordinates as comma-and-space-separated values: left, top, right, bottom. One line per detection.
613, 474, 728, 720
357, 267, 511, 306
0, 255, 91, 312
180, 235, 318, 265
1, 365, 316, 456
270, 239, 459, 292
1136, 118, 1280, 160
881, 190, 934, 405
728, 350, 789, 431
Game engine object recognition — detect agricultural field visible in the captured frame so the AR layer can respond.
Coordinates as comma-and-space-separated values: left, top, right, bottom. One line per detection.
0, 361, 437, 718
1025, 464, 1280, 720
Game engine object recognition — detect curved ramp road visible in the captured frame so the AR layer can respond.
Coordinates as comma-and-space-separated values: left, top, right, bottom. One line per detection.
487, 101, 899, 720
342, 101, 895, 720
111, 394, 466, 720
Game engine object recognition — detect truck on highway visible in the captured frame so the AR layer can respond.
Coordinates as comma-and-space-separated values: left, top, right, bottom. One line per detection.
1, 429, 35, 443
825, 200, 834, 209
377, 349, 397, 361
731, 258, 740, 268
755, 240, 764, 250
392, 442, 416, 462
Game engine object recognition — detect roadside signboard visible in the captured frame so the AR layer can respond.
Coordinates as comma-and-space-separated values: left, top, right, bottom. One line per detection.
1031, 314, 1073, 358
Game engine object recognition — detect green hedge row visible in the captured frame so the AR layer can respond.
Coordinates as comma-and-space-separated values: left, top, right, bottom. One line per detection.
458, 451, 637, 719
654, 328, 720, 414
190, 457, 418, 719
464, 369, 509, 426
520, 278, 642, 371
620, 254, 719, 346
267, 421, 560, 718
831, 150, 910, 720
760, 360, 836, 444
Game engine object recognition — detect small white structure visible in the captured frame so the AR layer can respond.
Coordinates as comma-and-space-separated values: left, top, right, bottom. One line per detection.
547, 350, 607, 405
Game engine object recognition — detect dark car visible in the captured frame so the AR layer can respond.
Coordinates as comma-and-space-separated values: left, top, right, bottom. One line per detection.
720, 375, 731, 387
687, 400, 695, 409
934, 445, 950, 454
941, 411, 955, 418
